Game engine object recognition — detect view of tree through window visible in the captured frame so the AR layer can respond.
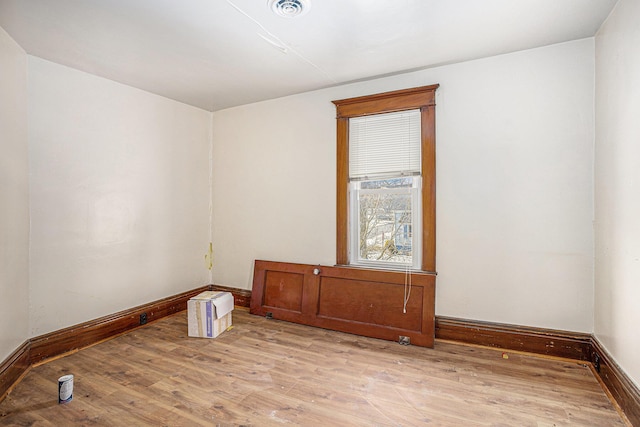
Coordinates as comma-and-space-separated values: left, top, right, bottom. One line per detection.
356, 177, 415, 264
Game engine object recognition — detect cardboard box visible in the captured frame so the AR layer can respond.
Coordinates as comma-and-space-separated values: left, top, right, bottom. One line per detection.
187, 291, 234, 338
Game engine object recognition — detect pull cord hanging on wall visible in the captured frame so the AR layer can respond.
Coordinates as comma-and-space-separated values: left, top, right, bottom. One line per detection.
403, 265, 412, 314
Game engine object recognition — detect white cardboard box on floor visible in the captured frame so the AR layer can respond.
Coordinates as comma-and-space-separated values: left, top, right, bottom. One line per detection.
187, 291, 234, 338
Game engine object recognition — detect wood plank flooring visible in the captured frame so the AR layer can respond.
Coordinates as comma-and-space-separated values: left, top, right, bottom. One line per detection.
0, 310, 628, 426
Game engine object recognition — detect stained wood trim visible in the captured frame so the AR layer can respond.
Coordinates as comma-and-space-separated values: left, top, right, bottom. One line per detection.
29, 285, 210, 365
0, 341, 30, 402
591, 337, 640, 426
332, 84, 439, 118
336, 116, 349, 265
210, 284, 251, 308
207, 285, 598, 361
214, 285, 640, 424
3, 310, 626, 426
333, 85, 439, 269
1, 285, 227, 403
421, 105, 436, 272
251, 260, 437, 347
218, 284, 640, 423
4, 282, 638, 424
434, 316, 640, 423
435, 316, 593, 361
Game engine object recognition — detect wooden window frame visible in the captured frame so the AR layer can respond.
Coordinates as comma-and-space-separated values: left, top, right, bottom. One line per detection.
332, 84, 439, 272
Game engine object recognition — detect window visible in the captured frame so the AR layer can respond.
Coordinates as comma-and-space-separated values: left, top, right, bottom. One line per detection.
333, 85, 438, 272
350, 176, 421, 268
349, 109, 422, 268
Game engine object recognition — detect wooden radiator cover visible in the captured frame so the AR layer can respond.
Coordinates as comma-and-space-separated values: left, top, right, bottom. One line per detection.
250, 260, 436, 347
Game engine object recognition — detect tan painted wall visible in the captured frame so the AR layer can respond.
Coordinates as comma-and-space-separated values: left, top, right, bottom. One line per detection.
0, 26, 29, 361
212, 39, 596, 333
27, 57, 212, 336
594, 0, 640, 389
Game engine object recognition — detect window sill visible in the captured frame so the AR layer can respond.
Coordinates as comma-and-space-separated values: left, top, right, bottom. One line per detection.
334, 263, 436, 276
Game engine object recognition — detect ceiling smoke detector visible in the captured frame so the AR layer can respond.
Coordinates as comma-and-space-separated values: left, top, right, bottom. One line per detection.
268, 0, 310, 18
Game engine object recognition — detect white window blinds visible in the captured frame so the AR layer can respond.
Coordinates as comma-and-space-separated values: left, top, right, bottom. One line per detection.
349, 109, 421, 180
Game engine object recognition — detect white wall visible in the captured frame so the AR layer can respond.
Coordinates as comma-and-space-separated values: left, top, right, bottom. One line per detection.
0, 27, 29, 361
28, 57, 212, 336
594, 0, 640, 388
212, 39, 595, 332
211, 93, 337, 288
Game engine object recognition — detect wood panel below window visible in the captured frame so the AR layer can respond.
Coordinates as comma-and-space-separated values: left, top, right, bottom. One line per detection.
250, 260, 436, 347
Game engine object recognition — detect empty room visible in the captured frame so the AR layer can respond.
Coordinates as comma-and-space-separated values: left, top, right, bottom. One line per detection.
1, 0, 639, 425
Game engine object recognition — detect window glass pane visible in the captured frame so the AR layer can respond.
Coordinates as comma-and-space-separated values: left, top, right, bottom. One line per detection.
360, 177, 413, 190
356, 179, 415, 265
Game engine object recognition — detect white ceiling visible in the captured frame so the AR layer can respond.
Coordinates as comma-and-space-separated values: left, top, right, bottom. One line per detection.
0, 0, 618, 111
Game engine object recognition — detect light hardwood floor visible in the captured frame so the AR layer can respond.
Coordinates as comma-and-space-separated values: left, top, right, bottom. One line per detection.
0, 309, 628, 426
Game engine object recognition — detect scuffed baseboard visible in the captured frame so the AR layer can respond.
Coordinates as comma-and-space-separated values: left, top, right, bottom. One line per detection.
1, 284, 210, 402
2, 284, 638, 426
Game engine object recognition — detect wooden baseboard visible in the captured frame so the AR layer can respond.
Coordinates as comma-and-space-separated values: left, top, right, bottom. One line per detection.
591, 337, 640, 426
435, 316, 593, 361
0, 341, 30, 402
434, 316, 639, 425
209, 284, 251, 308
0, 284, 241, 403
250, 261, 436, 347
29, 285, 210, 365
208, 286, 640, 424
0, 285, 210, 403
3, 283, 639, 425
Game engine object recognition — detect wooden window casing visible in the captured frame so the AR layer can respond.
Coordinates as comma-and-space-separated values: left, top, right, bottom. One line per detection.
332, 85, 439, 272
